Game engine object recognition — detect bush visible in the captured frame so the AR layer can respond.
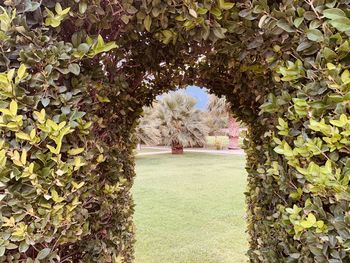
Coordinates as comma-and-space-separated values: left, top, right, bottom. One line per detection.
0, 2, 132, 262
151, 92, 209, 152
2, 0, 350, 262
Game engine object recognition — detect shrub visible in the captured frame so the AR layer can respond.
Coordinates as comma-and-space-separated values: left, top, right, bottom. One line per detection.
1, 0, 350, 262
152, 92, 209, 153
0, 2, 131, 262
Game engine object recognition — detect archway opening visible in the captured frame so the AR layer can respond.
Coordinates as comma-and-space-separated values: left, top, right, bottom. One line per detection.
132, 87, 248, 262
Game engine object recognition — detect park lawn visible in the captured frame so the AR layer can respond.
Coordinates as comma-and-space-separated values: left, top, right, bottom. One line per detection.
133, 152, 248, 263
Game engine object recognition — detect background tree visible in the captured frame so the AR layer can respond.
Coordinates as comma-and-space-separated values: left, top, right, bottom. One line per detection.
206, 94, 228, 135
207, 94, 240, 149
135, 107, 161, 149
154, 92, 208, 154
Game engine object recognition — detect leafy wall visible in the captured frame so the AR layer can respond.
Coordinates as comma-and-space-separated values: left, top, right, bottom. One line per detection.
0, 0, 350, 262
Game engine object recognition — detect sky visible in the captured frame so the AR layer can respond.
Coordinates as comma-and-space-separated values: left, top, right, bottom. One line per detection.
158, 86, 209, 110
183, 86, 208, 110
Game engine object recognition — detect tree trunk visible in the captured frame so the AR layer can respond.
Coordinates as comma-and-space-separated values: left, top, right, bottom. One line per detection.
228, 114, 240, 149
171, 142, 184, 154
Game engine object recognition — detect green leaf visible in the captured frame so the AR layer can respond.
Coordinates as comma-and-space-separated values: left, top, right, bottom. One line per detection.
72, 181, 85, 189
342, 69, 350, 84
306, 29, 323, 42
327, 63, 336, 70
68, 148, 85, 156
96, 94, 111, 103
34, 109, 46, 123
189, 8, 197, 18
197, 8, 208, 15
79, 2, 88, 14
290, 253, 300, 259
55, 3, 70, 16
36, 248, 51, 260
16, 132, 31, 141
121, 15, 130, 24
88, 35, 118, 56
78, 43, 90, 53
277, 19, 295, 33
339, 41, 350, 53
68, 63, 80, 76
55, 3, 63, 14
212, 27, 226, 39
7, 69, 15, 81
329, 17, 350, 32
294, 17, 304, 28
210, 7, 222, 18
289, 188, 303, 199
9, 100, 17, 116
97, 35, 104, 48
300, 213, 317, 228
51, 189, 65, 203
323, 8, 346, 20
274, 145, 284, 154
144, 15, 152, 32
21, 149, 27, 165
296, 41, 313, 52
17, 64, 27, 80
316, 220, 324, 228
19, 241, 29, 253
323, 47, 337, 61
218, 0, 234, 10
47, 145, 60, 155
41, 98, 50, 107
258, 15, 268, 28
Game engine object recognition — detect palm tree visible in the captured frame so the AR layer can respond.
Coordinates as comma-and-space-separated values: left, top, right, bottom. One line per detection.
136, 107, 161, 148
206, 95, 228, 135
207, 94, 240, 149
154, 92, 208, 154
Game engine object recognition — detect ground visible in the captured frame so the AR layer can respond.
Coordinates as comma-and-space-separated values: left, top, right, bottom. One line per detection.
135, 147, 169, 153
133, 152, 248, 263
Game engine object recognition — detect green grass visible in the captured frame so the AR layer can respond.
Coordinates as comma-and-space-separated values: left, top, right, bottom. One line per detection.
133, 153, 248, 263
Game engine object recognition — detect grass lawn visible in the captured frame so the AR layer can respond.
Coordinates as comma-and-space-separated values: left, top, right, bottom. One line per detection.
133, 153, 248, 263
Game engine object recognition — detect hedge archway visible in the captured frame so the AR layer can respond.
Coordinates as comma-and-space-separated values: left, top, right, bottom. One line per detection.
1, 0, 350, 262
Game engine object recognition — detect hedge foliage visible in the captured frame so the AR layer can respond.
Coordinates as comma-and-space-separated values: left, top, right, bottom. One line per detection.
1, 0, 350, 262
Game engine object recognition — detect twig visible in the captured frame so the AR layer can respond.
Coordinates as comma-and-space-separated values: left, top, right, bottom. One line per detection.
305, 0, 321, 20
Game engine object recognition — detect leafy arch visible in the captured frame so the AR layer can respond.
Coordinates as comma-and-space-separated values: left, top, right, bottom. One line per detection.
1, 0, 349, 262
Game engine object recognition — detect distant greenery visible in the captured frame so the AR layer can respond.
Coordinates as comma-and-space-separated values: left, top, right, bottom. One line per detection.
206, 94, 230, 135
136, 107, 161, 145
139, 92, 209, 154
133, 153, 248, 263
206, 136, 229, 150
206, 136, 245, 150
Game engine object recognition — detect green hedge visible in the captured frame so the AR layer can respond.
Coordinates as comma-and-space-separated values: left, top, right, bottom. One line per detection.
1, 0, 350, 262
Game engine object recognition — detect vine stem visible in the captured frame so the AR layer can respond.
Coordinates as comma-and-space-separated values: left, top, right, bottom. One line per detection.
305, 0, 321, 20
